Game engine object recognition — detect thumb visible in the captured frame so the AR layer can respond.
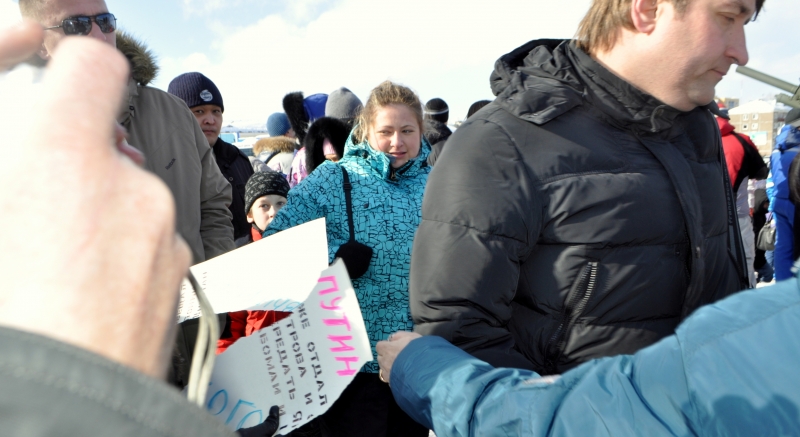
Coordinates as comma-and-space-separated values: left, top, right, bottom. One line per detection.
263, 405, 280, 436
237, 405, 281, 437
32, 37, 129, 166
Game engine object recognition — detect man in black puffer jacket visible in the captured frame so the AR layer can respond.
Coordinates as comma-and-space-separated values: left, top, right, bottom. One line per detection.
410, 0, 761, 375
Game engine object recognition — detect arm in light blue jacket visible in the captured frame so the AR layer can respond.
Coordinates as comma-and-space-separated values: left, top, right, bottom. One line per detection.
391, 277, 800, 437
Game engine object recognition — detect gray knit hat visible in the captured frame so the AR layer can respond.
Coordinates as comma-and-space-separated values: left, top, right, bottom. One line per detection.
244, 170, 290, 214
325, 87, 363, 120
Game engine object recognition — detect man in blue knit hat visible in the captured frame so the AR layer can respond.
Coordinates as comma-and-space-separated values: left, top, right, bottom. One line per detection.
169, 72, 254, 242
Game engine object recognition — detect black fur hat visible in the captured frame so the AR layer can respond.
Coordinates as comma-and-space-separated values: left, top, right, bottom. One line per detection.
283, 92, 308, 146
304, 117, 352, 173
281, 92, 328, 146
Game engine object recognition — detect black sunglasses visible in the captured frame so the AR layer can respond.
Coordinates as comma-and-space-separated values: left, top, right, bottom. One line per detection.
44, 13, 117, 36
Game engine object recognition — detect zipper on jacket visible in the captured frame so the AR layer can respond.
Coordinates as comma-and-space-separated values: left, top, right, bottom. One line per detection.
544, 261, 598, 373
683, 229, 693, 280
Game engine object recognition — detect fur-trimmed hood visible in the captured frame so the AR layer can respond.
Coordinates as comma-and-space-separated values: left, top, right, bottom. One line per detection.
253, 137, 297, 156
116, 31, 158, 86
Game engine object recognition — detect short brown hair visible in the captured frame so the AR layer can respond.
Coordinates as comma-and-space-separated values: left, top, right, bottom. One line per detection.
18, 0, 47, 20
575, 0, 765, 54
354, 81, 424, 144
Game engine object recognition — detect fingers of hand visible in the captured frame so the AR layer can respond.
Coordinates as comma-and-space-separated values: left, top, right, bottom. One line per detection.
114, 123, 145, 165
33, 38, 129, 162
376, 341, 396, 383
0, 21, 43, 72
390, 331, 413, 340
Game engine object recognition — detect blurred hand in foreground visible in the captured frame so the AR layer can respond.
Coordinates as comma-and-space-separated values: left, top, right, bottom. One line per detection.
0, 21, 190, 378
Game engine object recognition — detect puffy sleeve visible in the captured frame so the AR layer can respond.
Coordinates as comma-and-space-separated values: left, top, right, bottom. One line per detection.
409, 118, 541, 369
391, 335, 690, 437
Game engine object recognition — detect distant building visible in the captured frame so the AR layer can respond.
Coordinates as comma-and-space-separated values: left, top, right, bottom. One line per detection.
717, 97, 740, 110
728, 99, 790, 156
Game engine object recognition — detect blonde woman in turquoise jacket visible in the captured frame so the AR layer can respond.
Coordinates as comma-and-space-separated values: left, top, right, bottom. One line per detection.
264, 81, 431, 436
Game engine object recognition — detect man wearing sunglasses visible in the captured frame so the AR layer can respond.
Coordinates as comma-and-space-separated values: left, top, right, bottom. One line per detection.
41, 13, 117, 55
19, 0, 236, 265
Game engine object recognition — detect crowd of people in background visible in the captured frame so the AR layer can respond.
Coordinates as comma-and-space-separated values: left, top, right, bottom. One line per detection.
159, 70, 494, 434
5, 0, 800, 435
716, 106, 800, 287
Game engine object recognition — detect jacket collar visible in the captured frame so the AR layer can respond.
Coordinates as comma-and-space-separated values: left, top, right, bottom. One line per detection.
115, 30, 156, 126
490, 39, 710, 134
567, 44, 682, 134
117, 77, 140, 127
341, 129, 431, 181
213, 138, 243, 167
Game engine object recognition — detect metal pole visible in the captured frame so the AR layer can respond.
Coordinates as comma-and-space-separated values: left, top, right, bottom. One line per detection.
735, 66, 798, 94
777, 94, 800, 109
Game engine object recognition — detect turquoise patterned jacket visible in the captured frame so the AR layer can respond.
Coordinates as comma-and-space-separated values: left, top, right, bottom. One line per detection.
264, 131, 431, 372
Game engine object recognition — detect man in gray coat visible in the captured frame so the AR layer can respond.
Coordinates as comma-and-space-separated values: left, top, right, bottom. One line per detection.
20, 0, 235, 264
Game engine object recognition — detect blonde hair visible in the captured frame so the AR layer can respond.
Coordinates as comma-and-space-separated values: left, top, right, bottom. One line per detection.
574, 0, 764, 54
354, 81, 424, 144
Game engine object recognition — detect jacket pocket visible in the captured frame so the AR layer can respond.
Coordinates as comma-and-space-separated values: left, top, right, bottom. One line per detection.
544, 261, 599, 373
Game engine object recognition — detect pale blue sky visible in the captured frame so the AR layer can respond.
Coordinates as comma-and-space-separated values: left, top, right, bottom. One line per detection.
2, 0, 799, 128
108, 0, 339, 66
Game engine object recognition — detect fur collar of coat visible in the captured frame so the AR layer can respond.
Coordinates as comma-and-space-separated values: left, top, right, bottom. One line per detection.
116, 31, 158, 87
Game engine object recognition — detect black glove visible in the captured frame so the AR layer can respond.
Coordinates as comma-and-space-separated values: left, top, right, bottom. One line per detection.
238, 406, 280, 437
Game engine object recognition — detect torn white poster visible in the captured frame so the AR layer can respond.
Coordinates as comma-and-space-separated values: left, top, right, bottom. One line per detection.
177, 218, 328, 323
204, 259, 371, 433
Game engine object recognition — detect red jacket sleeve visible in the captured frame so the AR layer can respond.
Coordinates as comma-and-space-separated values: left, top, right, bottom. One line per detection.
216, 310, 292, 354
216, 310, 248, 354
